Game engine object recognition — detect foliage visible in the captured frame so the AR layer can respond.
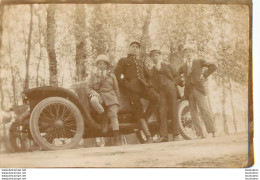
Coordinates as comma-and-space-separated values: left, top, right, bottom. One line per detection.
0, 4, 249, 111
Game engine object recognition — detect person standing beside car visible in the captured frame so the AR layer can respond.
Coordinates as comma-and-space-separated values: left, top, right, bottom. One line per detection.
115, 41, 159, 144
149, 49, 183, 143
86, 54, 121, 146
178, 43, 217, 138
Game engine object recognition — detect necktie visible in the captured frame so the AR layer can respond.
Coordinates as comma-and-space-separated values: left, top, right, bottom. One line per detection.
156, 61, 161, 71
187, 62, 192, 75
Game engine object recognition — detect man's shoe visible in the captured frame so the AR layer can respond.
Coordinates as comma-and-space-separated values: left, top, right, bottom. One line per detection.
212, 132, 218, 138
172, 135, 182, 141
200, 135, 207, 139
146, 136, 153, 144
156, 136, 168, 143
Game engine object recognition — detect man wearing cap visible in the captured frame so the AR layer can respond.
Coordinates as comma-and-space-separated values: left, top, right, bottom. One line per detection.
178, 44, 217, 138
86, 54, 121, 145
115, 41, 159, 143
149, 49, 183, 143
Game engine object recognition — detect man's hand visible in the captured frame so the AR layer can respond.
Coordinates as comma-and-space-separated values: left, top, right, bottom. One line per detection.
89, 90, 99, 97
200, 75, 207, 82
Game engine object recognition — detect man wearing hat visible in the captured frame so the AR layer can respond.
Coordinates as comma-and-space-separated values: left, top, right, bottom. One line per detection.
86, 54, 121, 145
178, 43, 217, 138
149, 49, 183, 143
115, 41, 159, 143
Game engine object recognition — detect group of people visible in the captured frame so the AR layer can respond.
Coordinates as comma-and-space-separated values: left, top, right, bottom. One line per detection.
86, 41, 217, 146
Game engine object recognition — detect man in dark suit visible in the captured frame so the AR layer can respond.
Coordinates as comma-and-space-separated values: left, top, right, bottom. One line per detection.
115, 41, 159, 143
178, 44, 217, 138
149, 49, 183, 143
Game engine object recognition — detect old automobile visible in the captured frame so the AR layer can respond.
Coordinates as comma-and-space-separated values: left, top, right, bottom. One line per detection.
9, 83, 196, 152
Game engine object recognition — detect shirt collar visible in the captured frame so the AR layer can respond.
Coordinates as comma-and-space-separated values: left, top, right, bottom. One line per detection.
95, 69, 110, 77
127, 54, 136, 59
186, 60, 193, 67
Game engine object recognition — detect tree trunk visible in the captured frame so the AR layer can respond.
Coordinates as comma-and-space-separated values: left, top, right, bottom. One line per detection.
74, 5, 87, 82
36, 11, 43, 87
36, 54, 41, 87
24, 5, 33, 90
0, 3, 3, 51
0, 4, 4, 109
46, 4, 58, 86
169, 41, 174, 64
221, 82, 228, 134
0, 79, 4, 109
8, 36, 17, 106
90, 5, 108, 56
229, 79, 237, 132
140, 5, 153, 60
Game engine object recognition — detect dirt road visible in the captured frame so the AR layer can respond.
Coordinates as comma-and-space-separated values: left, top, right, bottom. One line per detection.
0, 132, 248, 168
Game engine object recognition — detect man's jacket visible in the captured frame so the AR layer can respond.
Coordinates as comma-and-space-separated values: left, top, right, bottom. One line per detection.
150, 62, 183, 99
178, 59, 217, 99
114, 54, 152, 93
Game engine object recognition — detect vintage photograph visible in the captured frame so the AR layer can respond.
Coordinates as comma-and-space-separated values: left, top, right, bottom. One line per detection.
0, 0, 252, 168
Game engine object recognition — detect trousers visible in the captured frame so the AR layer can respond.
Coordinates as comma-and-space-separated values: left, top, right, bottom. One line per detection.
188, 87, 216, 136
90, 95, 119, 131
158, 84, 179, 137
126, 86, 159, 121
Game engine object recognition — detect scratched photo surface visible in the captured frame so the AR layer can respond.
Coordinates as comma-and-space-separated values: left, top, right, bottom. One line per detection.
0, 1, 251, 168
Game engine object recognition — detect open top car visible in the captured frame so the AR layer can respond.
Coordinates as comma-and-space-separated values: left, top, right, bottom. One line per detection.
9, 83, 196, 152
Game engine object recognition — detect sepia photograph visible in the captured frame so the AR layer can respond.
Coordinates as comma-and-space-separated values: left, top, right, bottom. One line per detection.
0, 0, 252, 168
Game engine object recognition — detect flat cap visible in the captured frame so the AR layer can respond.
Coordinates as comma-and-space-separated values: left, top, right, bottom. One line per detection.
129, 41, 141, 48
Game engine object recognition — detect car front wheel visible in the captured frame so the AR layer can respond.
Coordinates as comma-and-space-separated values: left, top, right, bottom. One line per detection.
29, 97, 84, 150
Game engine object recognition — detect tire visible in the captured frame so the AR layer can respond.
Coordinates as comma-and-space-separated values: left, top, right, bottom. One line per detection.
29, 97, 84, 150
178, 100, 198, 140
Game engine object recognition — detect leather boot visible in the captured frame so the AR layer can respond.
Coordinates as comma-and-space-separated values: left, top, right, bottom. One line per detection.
100, 113, 109, 133
113, 130, 121, 146
146, 136, 153, 144
156, 136, 168, 143
139, 119, 153, 144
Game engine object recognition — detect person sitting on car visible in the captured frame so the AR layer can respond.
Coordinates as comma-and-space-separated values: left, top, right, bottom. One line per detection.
114, 41, 159, 144
86, 54, 121, 146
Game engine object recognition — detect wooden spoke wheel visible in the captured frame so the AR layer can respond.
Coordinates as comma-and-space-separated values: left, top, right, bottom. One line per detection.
178, 100, 198, 140
29, 97, 84, 150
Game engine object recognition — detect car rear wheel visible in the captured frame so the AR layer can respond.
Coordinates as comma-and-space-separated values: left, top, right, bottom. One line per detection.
178, 100, 198, 140
29, 97, 84, 150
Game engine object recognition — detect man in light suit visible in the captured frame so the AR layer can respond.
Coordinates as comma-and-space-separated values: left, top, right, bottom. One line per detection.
178, 44, 217, 138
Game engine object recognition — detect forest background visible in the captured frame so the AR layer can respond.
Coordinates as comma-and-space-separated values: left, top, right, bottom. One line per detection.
0, 3, 249, 143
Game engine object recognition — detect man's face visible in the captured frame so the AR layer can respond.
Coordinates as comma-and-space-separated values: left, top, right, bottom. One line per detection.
184, 49, 195, 63
150, 52, 161, 64
97, 60, 108, 71
128, 43, 140, 56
